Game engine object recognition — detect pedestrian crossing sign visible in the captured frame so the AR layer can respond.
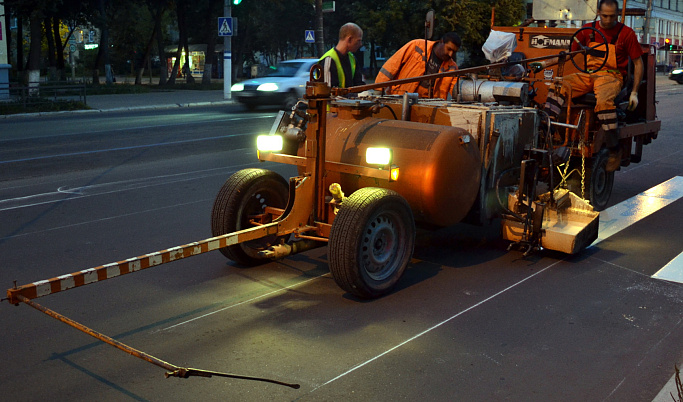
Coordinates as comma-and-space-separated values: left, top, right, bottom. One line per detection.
218, 17, 233, 37
305, 30, 315, 43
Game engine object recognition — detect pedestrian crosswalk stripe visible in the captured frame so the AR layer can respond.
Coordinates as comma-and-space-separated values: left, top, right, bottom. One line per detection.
652, 251, 683, 284
589, 175, 683, 284
592, 175, 683, 246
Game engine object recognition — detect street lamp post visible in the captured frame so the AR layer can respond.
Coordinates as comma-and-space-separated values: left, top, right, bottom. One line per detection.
223, 1, 232, 100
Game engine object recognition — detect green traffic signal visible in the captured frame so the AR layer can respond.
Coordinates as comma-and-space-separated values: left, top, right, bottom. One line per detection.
233, 0, 242, 4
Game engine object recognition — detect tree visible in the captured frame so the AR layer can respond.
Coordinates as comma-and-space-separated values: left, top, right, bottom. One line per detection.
199, 0, 220, 85
49, 0, 91, 81
440, 0, 525, 66
154, 2, 169, 85
349, 1, 411, 77
91, 0, 114, 85
4, 0, 51, 85
26, 8, 43, 89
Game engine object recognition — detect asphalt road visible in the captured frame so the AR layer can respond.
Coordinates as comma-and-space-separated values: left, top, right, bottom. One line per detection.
0, 89, 682, 401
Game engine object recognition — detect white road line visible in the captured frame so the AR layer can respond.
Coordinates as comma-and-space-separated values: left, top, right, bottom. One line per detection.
652, 252, 683, 284
592, 176, 683, 246
0, 162, 276, 212
143, 175, 681, 392
313, 259, 565, 391
313, 176, 683, 391
0, 114, 276, 143
0, 199, 209, 241
0, 132, 253, 164
158, 275, 327, 332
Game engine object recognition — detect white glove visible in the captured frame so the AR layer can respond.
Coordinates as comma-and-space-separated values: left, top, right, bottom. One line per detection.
627, 91, 639, 111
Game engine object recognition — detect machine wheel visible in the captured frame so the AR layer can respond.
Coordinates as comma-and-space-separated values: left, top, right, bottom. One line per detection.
569, 27, 609, 74
587, 148, 614, 211
283, 91, 299, 110
328, 187, 415, 299
211, 169, 289, 266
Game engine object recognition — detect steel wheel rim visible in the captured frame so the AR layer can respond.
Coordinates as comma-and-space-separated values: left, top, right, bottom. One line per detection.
240, 189, 286, 252
594, 166, 607, 195
360, 211, 403, 281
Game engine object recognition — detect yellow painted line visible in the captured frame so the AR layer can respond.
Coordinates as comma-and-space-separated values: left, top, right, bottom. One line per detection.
592, 176, 683, 245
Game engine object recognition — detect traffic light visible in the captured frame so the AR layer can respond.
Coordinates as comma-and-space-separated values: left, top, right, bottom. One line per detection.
233, 0, 242, 4
664, 39, 673, 51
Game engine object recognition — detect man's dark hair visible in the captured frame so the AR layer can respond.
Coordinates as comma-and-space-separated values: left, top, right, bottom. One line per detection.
598, 0, 619, 11
442, 32, 462, 48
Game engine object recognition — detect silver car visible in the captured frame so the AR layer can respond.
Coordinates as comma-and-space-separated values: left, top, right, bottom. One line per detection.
231, 58, 318, 110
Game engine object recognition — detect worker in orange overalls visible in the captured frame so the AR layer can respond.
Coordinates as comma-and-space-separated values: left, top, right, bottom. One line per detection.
375, 32, 461, 99
531, 0, 643, 172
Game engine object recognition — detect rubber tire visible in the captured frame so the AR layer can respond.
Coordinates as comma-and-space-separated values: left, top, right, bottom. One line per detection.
588, 148, 614, 211
328, 187, 415, 299
211, 169, 289, 266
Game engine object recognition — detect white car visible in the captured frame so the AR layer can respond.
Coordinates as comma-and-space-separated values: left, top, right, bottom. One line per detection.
231, 58, 318, 110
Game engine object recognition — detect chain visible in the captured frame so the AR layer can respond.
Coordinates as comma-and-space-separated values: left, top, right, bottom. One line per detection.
580, 140, 586, 200
559, 124, 576, 187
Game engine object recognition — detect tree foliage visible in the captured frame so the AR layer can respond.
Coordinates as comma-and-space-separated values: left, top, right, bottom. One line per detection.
4, 0, 526, 84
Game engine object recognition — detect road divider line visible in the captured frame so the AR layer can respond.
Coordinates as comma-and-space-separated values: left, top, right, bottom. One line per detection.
314, 176, 683, 392
0, 133, 256, 165
0, 199, 210, 241
159, 275, 328, 332
314, 259, 564, 391
0, 162, 278, 212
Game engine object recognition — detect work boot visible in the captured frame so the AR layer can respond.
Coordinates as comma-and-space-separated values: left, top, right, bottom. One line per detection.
606, 147, 622, 172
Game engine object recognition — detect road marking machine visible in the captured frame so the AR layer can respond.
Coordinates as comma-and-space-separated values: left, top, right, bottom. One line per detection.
4, 16, 660, 388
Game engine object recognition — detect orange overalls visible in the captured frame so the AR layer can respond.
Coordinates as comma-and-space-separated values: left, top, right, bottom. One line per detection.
545, 22, 624, 148
375, 39, 458, 99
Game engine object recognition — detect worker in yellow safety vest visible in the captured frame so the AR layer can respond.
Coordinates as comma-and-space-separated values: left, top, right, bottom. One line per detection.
319, 23, 365, 88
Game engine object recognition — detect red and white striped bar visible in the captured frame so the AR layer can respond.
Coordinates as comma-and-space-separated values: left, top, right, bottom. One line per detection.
7, 222, 279, 304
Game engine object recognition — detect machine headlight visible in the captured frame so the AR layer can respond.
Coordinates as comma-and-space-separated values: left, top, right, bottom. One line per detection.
231, 83, 244, 91
257, 83, 279, 92
672, 69, 683, 74
365, 147, 392, 165
256, 135, 284, 152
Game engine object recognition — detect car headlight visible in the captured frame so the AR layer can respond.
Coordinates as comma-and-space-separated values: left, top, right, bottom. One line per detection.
256, 135, 283, 152
231, 83, 244, 91
257, 83, 279, 92
672, 69, 683, 75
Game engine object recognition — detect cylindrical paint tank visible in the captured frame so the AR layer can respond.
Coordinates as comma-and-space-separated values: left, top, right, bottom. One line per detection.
323, 113, 482, 227
455, 79, 528, 104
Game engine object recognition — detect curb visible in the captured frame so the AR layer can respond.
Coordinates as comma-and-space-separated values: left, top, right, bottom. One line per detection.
0, 100, 237, 120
